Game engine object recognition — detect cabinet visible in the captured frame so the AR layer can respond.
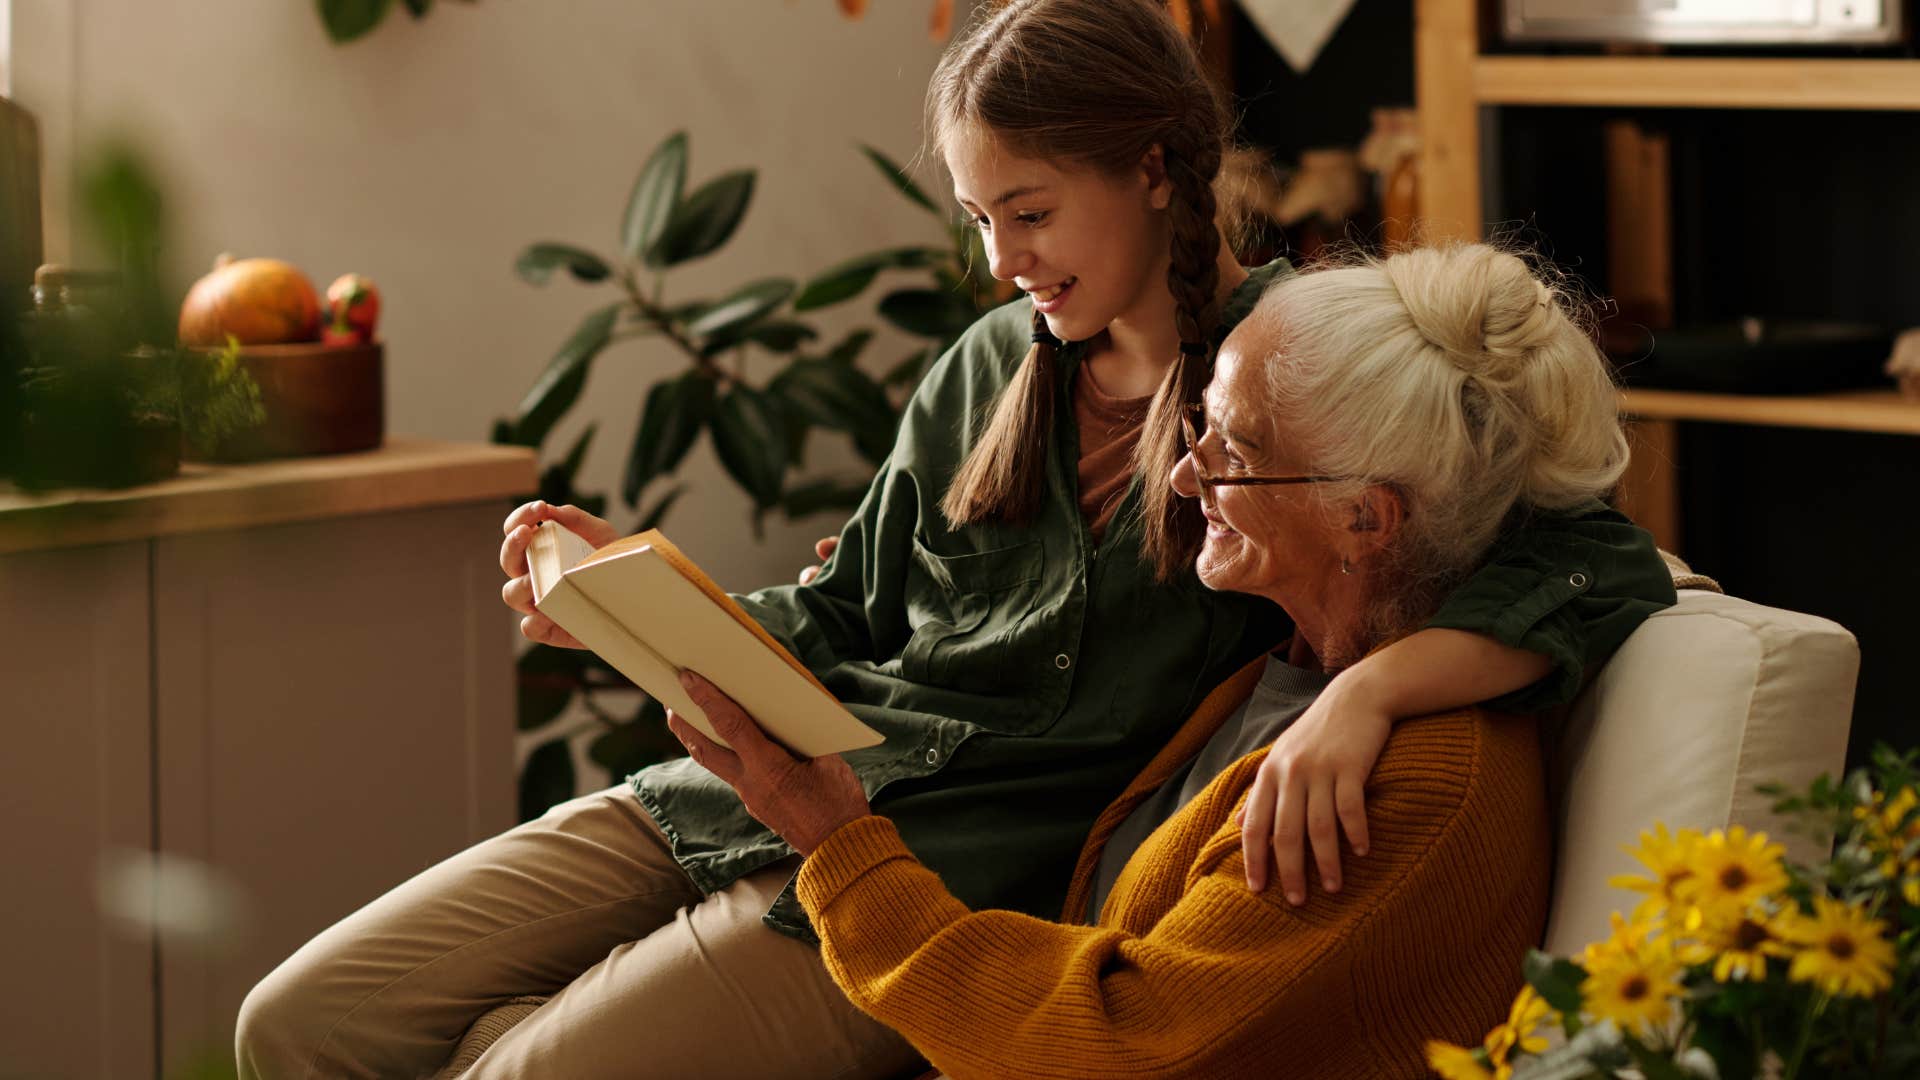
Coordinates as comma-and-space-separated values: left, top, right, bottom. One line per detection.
0, 439, 535, 1079
1412, 0, 1920, 552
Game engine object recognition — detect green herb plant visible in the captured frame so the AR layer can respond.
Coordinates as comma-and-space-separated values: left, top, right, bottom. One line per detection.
5, 146, 264, 491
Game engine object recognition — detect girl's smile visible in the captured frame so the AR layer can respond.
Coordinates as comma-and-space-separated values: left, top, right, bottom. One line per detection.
1026, 276, 1077, 312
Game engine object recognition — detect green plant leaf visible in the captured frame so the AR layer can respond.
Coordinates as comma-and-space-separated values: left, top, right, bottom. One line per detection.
560, 422, 596, 481
878, 288, 978, 340
510, 303, 621, 447
587, 698, 684, 786
516, 645, 583, 732
1684, 1014, 1759, 1080
737, 320, 818, 353
1522, 949, 1588, 1016
518, 737, 576, 822
317, 0, 394, 42
710, 384, 790, 511
823, 329, 873, 367
1620, 1038, 1692, 1080
770, 358, 893, 435
658, 298, 713, 325
685, 278, 796, 339
515, 243, 612, 285
490, 418, 516, 444
772, 358, 898, 465
624, 371, 715, 506
793, 247, 946, 311
622, 132, 688, 263
401, 0, 432, 16
781, 476, 871, 519
635, 485, 686, 532
646, 170, 756, 269
533, 461, 606, 521
860, 144, 939, 215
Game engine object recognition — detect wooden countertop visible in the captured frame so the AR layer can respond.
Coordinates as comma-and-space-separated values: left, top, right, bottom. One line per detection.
0, 438, 538, 555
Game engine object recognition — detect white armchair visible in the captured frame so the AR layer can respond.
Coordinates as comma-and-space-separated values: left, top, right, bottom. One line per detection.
1542, 588, 1859, 955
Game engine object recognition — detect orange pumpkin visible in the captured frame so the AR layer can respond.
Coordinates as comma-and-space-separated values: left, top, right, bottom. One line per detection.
178, 256, 322, 346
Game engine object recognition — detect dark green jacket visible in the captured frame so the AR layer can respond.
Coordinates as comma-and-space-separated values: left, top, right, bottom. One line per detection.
632, 260, 1675, 941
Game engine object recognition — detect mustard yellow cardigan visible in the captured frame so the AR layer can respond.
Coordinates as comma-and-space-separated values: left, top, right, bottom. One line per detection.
794, 661, 1553, 1078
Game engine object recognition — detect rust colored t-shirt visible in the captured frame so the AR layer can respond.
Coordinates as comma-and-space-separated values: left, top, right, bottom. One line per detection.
1073, 363, 1153, 545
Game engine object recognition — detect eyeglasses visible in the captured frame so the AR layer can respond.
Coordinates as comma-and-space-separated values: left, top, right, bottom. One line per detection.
1178, 404, 1341, 515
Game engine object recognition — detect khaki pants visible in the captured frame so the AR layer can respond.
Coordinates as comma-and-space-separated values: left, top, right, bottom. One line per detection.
235, 786, 920, 1080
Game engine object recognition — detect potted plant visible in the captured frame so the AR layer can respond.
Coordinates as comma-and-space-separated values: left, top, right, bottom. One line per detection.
501, 131, 1007, 817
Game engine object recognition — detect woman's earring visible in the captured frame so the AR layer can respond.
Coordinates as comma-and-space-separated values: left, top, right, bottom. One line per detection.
1340, 557, 1352, 575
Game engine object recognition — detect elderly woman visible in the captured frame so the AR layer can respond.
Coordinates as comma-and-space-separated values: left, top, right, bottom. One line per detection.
672, 244, 1629, 1079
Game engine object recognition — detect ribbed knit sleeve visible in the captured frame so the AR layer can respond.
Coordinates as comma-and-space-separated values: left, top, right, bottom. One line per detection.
795, 709, 1550, 1080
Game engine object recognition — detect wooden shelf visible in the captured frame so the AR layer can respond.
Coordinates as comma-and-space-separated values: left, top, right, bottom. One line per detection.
1475, 56, 1920, 111
1620, 387, 1920, 435
0, 437, 537, 554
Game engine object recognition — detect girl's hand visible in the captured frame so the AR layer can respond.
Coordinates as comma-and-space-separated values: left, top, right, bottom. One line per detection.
666, 670, 871, 855
1237, 667, 1389, 905
499, 500, 620, 649
798, 535, 839, 586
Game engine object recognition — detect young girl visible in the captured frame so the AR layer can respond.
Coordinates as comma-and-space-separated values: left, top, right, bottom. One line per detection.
238, 2, 1672, 1076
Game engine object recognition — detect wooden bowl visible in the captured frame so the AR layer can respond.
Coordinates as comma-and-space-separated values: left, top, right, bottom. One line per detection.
196, 341, 384, 462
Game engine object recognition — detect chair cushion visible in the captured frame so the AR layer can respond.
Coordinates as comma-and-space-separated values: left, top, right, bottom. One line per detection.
1542, 589, 1858, 955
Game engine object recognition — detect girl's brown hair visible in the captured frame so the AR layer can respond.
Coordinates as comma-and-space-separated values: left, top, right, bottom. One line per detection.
929, 0, 1230, 581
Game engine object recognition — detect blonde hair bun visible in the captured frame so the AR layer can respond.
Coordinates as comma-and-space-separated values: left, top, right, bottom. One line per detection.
1254, 244, 1629, 612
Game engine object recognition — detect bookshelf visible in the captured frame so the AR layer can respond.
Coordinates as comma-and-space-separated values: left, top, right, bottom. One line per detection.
1413, 0, 1920, 550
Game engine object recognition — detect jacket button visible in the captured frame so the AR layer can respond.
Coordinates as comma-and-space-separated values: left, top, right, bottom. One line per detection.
925, 748, 939, 765
1569, 572, 1589, 589
1054, 653, 1072, 670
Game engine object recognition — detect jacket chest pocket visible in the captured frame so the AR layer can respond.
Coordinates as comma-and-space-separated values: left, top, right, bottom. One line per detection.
900, 537, 1045, 690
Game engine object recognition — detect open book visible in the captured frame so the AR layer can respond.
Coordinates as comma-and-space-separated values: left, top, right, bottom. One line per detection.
526, 524, 884, 757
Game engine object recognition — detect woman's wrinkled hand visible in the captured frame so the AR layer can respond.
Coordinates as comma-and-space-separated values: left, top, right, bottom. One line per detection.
1237, 668, 1390, 905
797, 535, 838, 586
499, 500, 621, 649
666, 670, 871, 855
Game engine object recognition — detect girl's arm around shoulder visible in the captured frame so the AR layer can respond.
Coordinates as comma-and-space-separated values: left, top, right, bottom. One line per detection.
1424, 501, 1677, 710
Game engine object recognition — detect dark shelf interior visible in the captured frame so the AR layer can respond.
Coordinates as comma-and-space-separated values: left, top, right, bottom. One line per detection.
1233, 4, 1920, 768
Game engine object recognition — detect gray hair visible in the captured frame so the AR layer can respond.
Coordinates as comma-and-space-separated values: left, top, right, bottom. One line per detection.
1252, 244, 1629, 643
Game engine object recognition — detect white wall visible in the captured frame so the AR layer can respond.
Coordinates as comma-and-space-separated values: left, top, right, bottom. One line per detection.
12, 0, 951, 592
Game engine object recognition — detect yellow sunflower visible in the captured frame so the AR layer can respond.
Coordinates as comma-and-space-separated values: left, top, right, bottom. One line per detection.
1482, 985, 1553, 1065
1855, 787, 1920, 904
1680, 826, 1788, 922
1783, 896, 1897, 998
1425, 1041, 1506, 1080
1609, 823, 1703, 925
1580, 910, 1656, 969
1857, 786, 1917, 843
1679, 907, 1793, 982
1581, 926, 1684, 1035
